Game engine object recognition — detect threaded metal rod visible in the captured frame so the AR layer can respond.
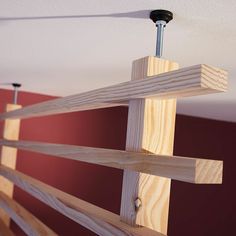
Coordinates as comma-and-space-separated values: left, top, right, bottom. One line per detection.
155, 20, 166, 58
13, 88, 18, 104
12, 83, 21, 104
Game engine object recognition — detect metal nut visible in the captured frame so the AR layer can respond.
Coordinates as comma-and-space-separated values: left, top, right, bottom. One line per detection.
134, 198, 142, 211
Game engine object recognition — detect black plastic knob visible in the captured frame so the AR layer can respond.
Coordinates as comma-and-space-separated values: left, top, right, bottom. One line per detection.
150, 10, 173, 24
12, 83, 21, 88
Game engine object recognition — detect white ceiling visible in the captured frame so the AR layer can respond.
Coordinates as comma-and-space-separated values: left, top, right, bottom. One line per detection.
0, 0, 235, 122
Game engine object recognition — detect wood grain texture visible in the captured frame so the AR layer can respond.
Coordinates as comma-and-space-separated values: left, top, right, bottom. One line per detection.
0, 191, 57, 236
0, 64, 227, 120
0, 139, 223, 184
0, 104, 21, 226
0, 217, 15, 236
0, 165, 165, 236
121, 57, 178, 234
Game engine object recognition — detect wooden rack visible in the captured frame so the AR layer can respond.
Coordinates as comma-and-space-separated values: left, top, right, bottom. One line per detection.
0, 56, 227, 235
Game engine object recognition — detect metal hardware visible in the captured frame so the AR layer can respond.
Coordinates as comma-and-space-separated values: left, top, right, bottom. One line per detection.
150, 10, 173, 58
134, 197, 142, 211
12, 83, 21, 104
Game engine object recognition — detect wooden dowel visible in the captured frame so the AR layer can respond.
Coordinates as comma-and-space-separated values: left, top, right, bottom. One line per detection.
0, 64, 227, 120
0, 191, 57, 236
0, 218, 15, 236
0, 165, 165, 236
0, 140, 223, 184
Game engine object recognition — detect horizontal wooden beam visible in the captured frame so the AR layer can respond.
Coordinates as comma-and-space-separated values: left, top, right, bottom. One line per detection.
0, 140, 223, 184
0, 165, 164, 236
0, 64, 227, 120
0, 217, 15, 236
0, 191, 57, 236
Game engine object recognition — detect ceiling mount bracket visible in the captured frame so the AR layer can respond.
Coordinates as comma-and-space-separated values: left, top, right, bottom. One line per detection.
12, 83, 21, 104
150, 10, 173, 58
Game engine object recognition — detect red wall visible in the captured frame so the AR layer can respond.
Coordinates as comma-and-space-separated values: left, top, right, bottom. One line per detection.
0, 88, 235, 236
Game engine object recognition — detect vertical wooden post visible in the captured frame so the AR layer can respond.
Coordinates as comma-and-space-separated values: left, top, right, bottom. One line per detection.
0, 104, 21, 226
120, 56, 179, 234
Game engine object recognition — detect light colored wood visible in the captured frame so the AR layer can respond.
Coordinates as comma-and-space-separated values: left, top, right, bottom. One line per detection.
121, 57, 178, 234
0, 64, 227, 120
0, 104, 21, 226
0, 165, 165, 236
0, 191, 57, 236
0, 218, 15, 236
0, 139, 223, 184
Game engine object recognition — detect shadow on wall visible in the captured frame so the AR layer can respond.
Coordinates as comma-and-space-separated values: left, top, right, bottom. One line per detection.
0, 10, 150, 21
177, 100, 236, 123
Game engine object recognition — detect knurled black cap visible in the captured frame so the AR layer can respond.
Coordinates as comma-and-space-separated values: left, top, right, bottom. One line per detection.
12, 83, 21, 88
150, 10, 173, 24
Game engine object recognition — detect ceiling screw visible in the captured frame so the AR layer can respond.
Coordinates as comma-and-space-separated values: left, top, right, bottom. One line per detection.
150, 10, 173, 58
12, 83, 21, 104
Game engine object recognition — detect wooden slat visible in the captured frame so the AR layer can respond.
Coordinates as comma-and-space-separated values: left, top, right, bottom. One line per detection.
0, 139, 223, 184
0, 64, 227, 120
0, 218, 15, 236
0, 191, 57, 236
0, 165, 165, 236
121, 57, 176, 234
0, 104, 21, 226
